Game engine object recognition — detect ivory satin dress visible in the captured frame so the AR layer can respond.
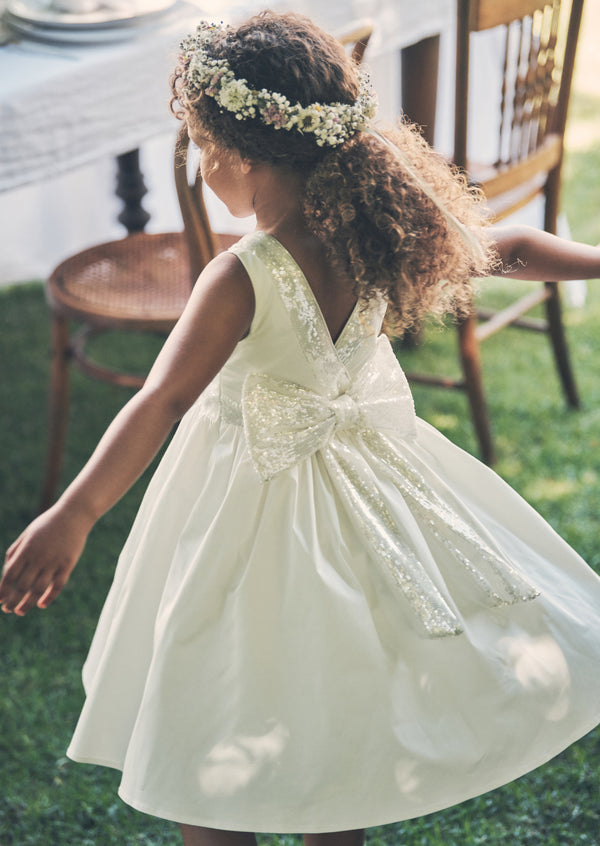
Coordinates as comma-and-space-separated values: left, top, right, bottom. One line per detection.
68, 231, 600, 832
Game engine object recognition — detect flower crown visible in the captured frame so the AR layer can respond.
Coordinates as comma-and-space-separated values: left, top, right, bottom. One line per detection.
178, 22, 377, 147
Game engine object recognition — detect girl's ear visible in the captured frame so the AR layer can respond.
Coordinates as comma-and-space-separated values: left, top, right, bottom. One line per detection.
240, 158, 253, 175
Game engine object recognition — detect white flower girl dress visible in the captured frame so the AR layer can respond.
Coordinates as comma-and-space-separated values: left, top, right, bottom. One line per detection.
68, 231, 600, 832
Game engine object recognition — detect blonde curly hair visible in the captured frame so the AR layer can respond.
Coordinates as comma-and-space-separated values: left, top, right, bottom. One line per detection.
170, 10, 493, 334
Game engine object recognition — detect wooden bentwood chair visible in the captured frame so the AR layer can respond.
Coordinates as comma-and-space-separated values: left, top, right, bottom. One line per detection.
39, 23, 375, 512
404, 0, 584, 464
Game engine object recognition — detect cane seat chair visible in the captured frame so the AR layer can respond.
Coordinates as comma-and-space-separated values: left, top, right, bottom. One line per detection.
39, 126, 233, 511
404, 0, 584, 464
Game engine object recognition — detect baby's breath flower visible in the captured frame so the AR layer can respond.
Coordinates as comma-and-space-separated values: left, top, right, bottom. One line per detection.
218, 80, 250, 113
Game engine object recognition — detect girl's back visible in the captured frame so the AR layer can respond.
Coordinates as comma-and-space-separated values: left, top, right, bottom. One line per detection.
266, 226, 358, 342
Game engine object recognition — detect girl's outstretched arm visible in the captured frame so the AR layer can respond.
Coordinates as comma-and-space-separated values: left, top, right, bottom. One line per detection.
490, 224, 600, 281
0, 252, 254, 617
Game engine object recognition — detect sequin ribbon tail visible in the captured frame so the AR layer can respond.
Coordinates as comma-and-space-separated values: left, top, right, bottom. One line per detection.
241, 340, 538, 639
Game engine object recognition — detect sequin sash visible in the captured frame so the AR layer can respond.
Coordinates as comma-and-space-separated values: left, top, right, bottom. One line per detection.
235, 233, 539, 638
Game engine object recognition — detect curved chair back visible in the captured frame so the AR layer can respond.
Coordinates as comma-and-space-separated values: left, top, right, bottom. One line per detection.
174, 125, 220, 286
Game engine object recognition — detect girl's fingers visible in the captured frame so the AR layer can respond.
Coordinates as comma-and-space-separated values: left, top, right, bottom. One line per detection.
37, 580, 65, 609
0, 564, 21, 602
5, 532, 26, 559
1, 559, 39, 604
0, 545, 30, 599
12, 569, 56, 615
14, 590, 46, 616
20, 568, 70, 614
1, 556, 51, 611
1, 582, 32, 613
3, 557, 42, 595
3, 570, 59, 615
12, 593, 38, 617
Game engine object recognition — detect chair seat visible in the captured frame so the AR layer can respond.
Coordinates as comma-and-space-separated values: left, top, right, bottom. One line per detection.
47, 232, 193, 331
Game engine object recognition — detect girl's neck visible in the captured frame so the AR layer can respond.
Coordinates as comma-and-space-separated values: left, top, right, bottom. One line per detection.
247, 159, 358, 341
251, 165, 309, 241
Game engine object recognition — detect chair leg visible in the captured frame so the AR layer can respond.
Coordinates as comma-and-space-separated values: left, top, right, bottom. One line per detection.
544, 281, 580, 409
457, 316, 496, 465
39, 316, 71, 513
542, 166, 580, 408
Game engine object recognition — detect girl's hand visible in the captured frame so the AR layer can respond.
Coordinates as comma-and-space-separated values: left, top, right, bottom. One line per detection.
0, 504, 92, 616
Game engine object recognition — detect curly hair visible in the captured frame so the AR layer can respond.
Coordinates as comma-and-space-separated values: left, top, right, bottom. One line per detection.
170, 10, 493, 333
303, 125, 493, 332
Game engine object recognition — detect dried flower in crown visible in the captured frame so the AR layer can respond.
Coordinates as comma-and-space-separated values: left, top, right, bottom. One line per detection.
178, 22, 377, 147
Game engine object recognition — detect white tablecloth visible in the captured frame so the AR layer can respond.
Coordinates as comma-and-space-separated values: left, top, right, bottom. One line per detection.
0, 0, 452, 283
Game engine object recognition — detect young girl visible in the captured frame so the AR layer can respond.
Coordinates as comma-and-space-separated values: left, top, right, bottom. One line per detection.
2, 11, 600, 846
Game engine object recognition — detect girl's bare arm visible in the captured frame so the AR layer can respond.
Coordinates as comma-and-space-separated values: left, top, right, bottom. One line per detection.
490, 225, 600, 281
0, 252, 254, 616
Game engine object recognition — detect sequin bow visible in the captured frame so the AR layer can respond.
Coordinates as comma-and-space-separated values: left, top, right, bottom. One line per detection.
242, 339, 417, 482
241, 338, 538, 639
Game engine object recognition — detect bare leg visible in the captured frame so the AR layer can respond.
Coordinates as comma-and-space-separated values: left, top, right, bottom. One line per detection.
304, 830, 365, 846
179, 825, 257, 846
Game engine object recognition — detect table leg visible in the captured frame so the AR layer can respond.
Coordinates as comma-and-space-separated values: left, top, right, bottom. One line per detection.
116, 148, 151, 233
400, 34, 440, 147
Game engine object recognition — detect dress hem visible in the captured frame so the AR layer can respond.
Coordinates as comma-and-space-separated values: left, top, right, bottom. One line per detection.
68, 716, 600, 833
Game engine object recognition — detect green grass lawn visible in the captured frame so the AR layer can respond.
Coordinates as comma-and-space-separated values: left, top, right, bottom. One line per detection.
1, 98, 600, 846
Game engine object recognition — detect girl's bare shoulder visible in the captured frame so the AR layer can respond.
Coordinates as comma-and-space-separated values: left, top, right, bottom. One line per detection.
190, 248, 255, 316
